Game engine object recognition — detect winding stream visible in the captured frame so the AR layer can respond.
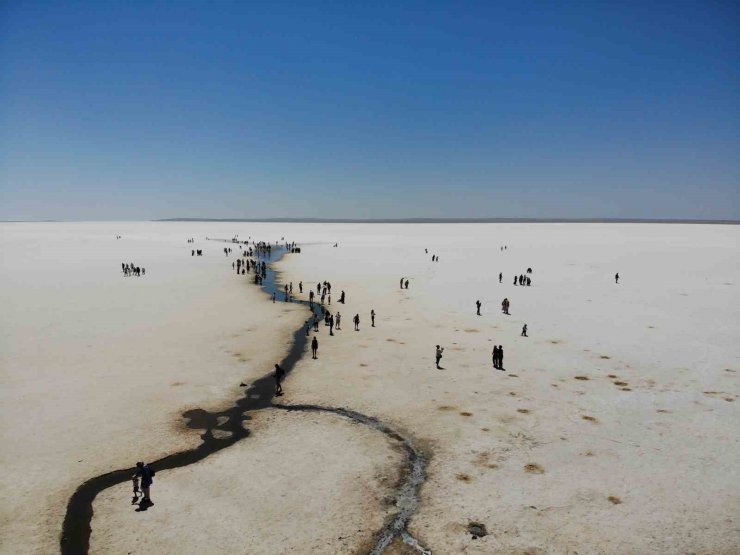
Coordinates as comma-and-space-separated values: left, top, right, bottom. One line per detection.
60, 243, 430, 554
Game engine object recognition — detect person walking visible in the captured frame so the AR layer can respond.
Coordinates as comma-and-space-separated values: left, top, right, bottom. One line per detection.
353, 314, 360, 331
371, 309, 376, 327
133, 462, 154, 506
615, 272, 619, 284
499, 272, 502, 283
521, 324, 527, 337
435, 345, 444, 369
274, 364, 284, 396
476, 300, 481, 316
329, 314, 334, 336
492, 345, 499, 369
498, 345, 504, 370
311, 336, 319, 359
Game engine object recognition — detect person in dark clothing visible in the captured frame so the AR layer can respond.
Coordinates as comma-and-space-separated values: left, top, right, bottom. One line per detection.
133, 462, 154, 505
340, 291, 345, 303
615, 273, 619, 284
274, 364, 284, 395
353, 314, 360, 331
329, 314, 334, 335
514, 276, 518, 286
476, 300, 481, 316
299, 281, 303, 293
492, 345, 499, 369
499, 272, 502, 283
404, 280, 409, 289
498, 345, 504, 370
311, 336, 319, 359
371, 309, 376, 327
400, 277, 404, 289
521, 324, 527, 337
435, 345, 444, 369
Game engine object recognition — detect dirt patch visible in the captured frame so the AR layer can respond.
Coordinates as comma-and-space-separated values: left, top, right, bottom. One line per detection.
656, 409, 671, 413
459, 411, 473, 417
608, 496, 623, 505
170, 381, 185, 387
621, 387, 632, 391
582, 415, 599, 423
524, 463, 545, 474
600, 355, 611, 359
549, 339, 562, 344
574, 376, 590, 381
509, 391, 517, 396
508, 374, 519, 378
359, 363, 368, 367
480, 427, 490, 432
517, 409, 530, 414
614, 381, 628, 386
607, 374, 618, 378
467, 522, 488, 539
456, 473, 472, 483
385, 338, 396, 342
438, 405, 456, 411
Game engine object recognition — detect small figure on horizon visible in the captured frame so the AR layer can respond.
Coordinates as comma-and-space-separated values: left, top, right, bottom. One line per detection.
502, 298, 510, 315
476, 300, 481, 316
340, 291, 345, 303
354, 314, 360, 331
435, 345, 444, 369
404, 279, 409, 289
371, 309, 376, 327
311, 336, 319, 359
521, 324, 528, 337
299, 281, 303, 293
499, 272, 502, 283
335, 312, 341, 330
615, 272, 619, 284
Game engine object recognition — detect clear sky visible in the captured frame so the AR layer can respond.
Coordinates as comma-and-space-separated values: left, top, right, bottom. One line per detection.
1, 1, 738, 221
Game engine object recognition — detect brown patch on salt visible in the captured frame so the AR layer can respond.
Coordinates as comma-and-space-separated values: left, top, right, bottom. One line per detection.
517, 409, 530, 414
481, 427, 490, 432
574, 376, 590, 381
385, 338, 396, 342
524, 463, 545, 474
582, 450, 595, 457
509, 391, 517, 396
725, 398, 735, 402
621, 387, 632, 391
460, 411, 473, 417
608, 496, 622, 505
464, 328, 480, 333
456, 473, 472, 482
600, 355, 611, 359
171, 381, 185, 387
438, 405, 456, 411
656, 409, 670, 413
549, 339, 562, 344
582, 415, 599, 423
508, 374, 519, 378
359, 363, 368, 367
614, 381, 628, 386
607, 374, 618, 378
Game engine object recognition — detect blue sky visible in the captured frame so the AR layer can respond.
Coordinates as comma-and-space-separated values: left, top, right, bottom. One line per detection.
1, 1, 738, 220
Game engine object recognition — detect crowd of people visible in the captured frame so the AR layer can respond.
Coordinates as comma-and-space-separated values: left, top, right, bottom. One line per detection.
121, 262, 145, 277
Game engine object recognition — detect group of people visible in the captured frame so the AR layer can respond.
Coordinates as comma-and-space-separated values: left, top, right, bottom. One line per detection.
121, 262, 145, 277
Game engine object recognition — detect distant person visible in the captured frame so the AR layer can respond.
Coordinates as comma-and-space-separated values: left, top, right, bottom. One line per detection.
133, 462, 154, 506
513, 276, 518, 286
435, 345, 444, 369
492, 345, 499, 369
502, 298, 510, 315
299, 281, 303, 293
340, 291, 345, 303
498, 345, 504, 369
521, 324, 527, 337
499, 272, 502, 283
400, 277, 404, 289
404, 280, 409, 289
272, 292, 276, 303
476, 300, 481, 316
274, 364, 284, 396
354, 314, 360, 331
615, 272, 619, 284
311, 336, 319, 359
335, 312, 341, 330
329, 314, 334, 335
371, 309, 376, 327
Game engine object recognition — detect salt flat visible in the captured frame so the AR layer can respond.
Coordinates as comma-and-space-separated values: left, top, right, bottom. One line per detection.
1, 222, 738, 554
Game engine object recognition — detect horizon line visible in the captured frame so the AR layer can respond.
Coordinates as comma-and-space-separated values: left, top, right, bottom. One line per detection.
2, 217, 739, 225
